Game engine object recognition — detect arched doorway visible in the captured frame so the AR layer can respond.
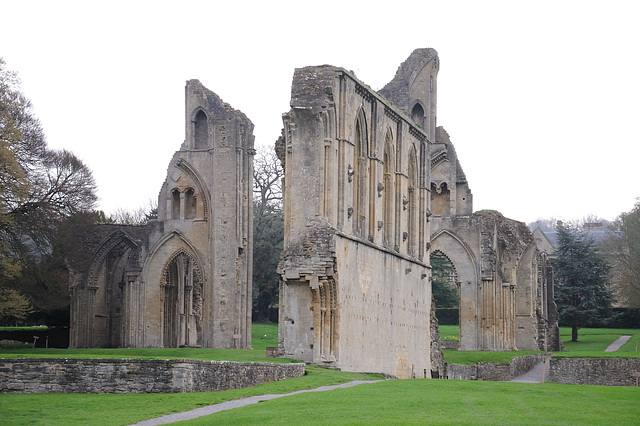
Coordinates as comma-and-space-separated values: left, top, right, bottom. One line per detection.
430, 250, 460, 325
161, 250, 203, 347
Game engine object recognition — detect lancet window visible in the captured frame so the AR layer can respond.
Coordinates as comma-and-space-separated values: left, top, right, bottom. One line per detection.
193, 110, 208, 149
353, 111, 369, 236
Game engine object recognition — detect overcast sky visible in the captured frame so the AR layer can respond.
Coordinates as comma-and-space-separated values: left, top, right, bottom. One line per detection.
2, 0, 638, 225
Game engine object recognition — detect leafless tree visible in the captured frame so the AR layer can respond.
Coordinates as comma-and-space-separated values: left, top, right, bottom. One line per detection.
253, 147, 283, 217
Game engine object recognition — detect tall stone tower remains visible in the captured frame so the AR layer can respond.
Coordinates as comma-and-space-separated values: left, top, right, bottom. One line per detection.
276, 47, 560, 378
276, 49, 439, 379
69, 80, 254, 349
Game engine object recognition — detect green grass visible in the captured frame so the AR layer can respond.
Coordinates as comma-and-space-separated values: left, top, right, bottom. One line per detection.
438, 325, 640, 364
0, 325, 49, 331
2, 324, 640, 424
0, 323, 284, 362
559, 327, 640, 352
182, 380, 640, 425
0, 366, 383, 426
438, 324, 459, 341
555, 327, 640, 359
2, 371, 638, 425
0, 322, 384, 425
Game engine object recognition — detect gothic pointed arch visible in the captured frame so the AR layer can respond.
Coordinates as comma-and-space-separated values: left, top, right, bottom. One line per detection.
430, 249, 461, 323
410, 101, 426, 128
143, 230, 206, 279
143, 231, 207, 348
175, 158, 210, 220
192, 108, 209, 149
383, 127, 395, 247
430, 228, 479, 284
160, 247, 204, 348
407, 145, 418, 256
353, 107, 369, 236
430, 227, 481, 350
86, 230, 139, 288
81, 230, 140, 348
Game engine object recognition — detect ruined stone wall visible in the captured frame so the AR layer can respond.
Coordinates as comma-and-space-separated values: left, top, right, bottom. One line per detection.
446, 353, 548, 381
447, 356, 640, 385
549, 358, 640, 386
70, 80, 254, 350
277, 54, 436, 378
432, 212, 560, 351
0, 359, 304, 394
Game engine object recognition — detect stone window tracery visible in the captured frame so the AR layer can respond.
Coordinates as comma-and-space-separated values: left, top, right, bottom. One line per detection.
161, 250, 203, 348
169, 187, 198, 221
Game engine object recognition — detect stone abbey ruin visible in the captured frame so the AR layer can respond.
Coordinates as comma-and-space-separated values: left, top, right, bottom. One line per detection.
69, 48, 560, 378
69, 80, 254, 349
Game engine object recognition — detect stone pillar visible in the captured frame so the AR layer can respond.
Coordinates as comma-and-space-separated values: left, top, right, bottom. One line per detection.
179, 191, 186, 221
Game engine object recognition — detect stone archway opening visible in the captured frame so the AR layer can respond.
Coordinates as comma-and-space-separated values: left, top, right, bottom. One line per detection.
161, 251, 203, 348
430, 250, 460, 326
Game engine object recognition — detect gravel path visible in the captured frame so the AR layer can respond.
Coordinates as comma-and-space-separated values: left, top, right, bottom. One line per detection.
130, 380, 383, 425
509, 355, 552, 383
604, 335, 632, 352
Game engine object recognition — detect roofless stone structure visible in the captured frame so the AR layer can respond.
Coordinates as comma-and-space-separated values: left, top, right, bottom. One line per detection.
69, 80, 254, 349
68, 49, 560, 376
275, 48, 560, 378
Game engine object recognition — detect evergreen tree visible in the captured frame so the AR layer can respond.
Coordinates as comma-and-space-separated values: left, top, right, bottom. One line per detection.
252, 204, 283, 322
552, 222, 615, 341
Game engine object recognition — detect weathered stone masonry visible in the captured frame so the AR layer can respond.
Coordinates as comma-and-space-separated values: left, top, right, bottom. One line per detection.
0, 358, 304, 394
69, 80, 254, 350
276, 47, 560, 380
277, 49, 439, 379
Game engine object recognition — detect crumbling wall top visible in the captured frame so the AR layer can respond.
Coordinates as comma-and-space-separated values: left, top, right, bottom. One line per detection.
379, 48, 439, 114
435, 126, 468, 184
290, 65, 340, 110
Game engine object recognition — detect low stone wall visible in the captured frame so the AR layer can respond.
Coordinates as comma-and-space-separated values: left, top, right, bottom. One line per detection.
441, 341, 460, 350
446, 364, 477, 380
446, 354, 547, 381
0, 358, 305, 394
550, 358, 640, 386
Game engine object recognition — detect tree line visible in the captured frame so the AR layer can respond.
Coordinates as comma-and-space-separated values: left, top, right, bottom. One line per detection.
0, 58, 98, 324
528, 207, 640, 340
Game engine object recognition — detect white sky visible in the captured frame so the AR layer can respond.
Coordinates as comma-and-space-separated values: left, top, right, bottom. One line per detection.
2, 0, 638, 225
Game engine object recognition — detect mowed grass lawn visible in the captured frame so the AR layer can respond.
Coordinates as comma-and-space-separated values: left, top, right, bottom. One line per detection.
1, 324, 640, 425
185, 380, 640, 425
441, 325, 640, 364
